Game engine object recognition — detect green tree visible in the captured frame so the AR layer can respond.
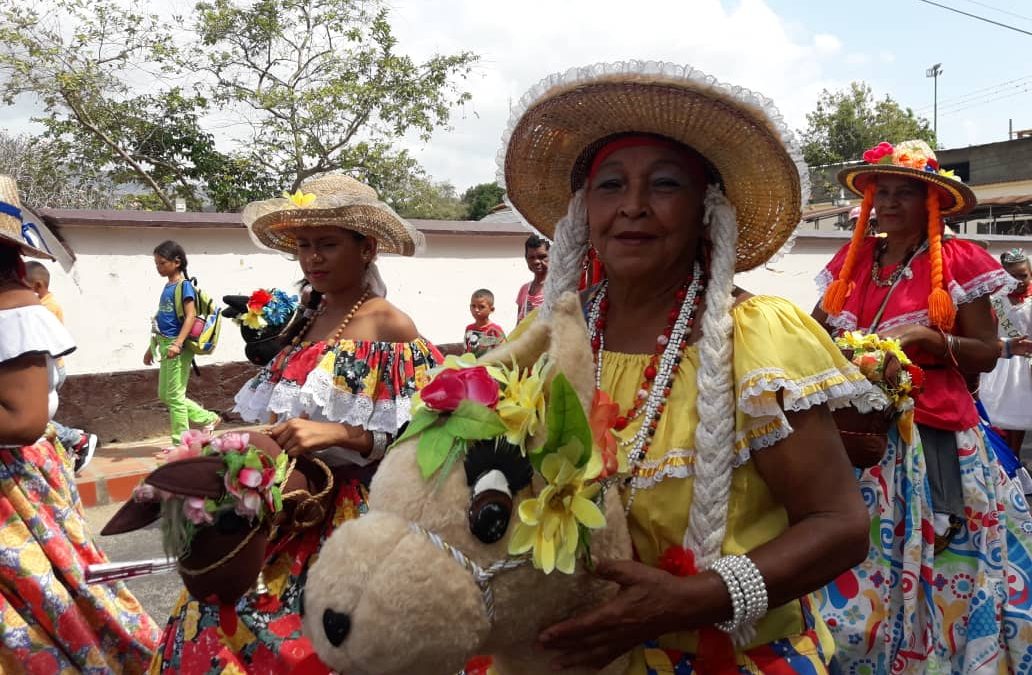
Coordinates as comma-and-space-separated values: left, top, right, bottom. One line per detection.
800, 82, 936, 167
0, 0, 272, 211
192, 0, 478, 193
0, 132, 115, 209
461, 182, 505, 220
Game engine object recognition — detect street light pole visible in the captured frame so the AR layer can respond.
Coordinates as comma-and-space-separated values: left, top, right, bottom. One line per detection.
925, 63, 943, 140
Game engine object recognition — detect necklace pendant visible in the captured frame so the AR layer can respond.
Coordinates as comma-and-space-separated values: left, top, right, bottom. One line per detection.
903, 267, 913, 280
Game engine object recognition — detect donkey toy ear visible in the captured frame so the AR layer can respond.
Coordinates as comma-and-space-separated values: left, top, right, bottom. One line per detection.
100, 500, 162, 536
145, 456, 226, 498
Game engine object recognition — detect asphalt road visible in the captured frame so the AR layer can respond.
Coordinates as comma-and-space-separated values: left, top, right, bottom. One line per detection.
85, 503, 183, 625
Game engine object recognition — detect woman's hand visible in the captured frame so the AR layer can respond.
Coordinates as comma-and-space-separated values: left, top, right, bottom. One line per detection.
538, 560, 700, 670
143, 349, 153, 366
166, 342, 183, 359
269, 416, 350, 457
1009, 336, 1032, 357
878, 323, 936, 351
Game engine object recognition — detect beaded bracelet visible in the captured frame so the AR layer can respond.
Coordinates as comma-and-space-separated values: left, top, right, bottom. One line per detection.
711, 555, 768, 634
710, 557, 747, 634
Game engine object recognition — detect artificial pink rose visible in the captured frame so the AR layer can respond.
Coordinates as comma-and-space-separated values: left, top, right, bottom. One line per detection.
181, 429, 211, 453
235, 491, 262, 519
164, 443, 201, 463
420, 366, 500, 412
863, 141, 894, 165
183, 497, 213, 525
238, 467, 263, 489
132, 484, 158, 503
212, 432, 250, 453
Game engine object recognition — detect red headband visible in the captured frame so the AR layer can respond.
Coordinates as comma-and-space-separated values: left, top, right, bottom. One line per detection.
586, 135, 686, 182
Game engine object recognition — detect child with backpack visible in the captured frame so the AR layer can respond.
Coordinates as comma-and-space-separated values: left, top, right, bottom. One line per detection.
144, 240, 220, 444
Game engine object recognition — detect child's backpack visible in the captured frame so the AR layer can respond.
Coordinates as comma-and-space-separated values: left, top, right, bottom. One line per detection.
174, 278, 223, 355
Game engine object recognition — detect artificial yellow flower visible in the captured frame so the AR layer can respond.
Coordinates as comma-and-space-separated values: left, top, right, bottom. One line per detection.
490, 357, 547, 450
283, 189, 317, 208
241, 309, 267, 330
507, 441, 606, 574
938, 168, 958, 181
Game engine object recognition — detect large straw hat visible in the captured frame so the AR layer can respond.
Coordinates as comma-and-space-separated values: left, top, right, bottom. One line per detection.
0, 175, 54, 260
243, 174, 424, 256
837, 140, 976, 216
497, 61, 809, 272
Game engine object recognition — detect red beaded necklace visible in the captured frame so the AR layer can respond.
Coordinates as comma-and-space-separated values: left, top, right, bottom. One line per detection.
588, 271, 705, 432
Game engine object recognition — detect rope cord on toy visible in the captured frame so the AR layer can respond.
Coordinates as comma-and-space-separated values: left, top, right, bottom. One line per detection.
178, 525, 263, 577
409, 523, 528, 623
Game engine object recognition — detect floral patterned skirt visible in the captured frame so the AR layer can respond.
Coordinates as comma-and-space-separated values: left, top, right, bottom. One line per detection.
148, 478, 367, 674
816, 426, 1032, 674
0, 439, 159, 674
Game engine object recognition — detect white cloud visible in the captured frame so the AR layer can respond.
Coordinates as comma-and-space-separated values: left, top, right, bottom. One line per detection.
390, 0, 843, 190
845, 52, 871, 66
878, 50, 896, 64
813, 33, 842, 55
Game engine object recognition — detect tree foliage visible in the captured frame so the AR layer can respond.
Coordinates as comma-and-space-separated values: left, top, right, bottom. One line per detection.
0, 0, 478, 212
191, 0, 478, 192
461, 182, 505, 221
0, 132, 115, 209
800, 82, 936, 167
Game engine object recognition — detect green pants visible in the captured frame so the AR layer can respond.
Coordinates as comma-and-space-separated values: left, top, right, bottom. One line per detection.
155, 335, 218, 444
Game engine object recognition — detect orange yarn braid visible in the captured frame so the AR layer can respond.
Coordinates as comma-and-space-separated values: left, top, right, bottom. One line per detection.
821, 183, 875, 315
926, 190, 956, 330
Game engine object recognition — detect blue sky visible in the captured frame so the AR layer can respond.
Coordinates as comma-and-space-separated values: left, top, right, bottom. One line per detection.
766, 0, 1032, 147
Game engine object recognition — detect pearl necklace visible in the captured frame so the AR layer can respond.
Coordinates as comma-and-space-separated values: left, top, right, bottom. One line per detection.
291, 287, 371, 347
587, 262, 704, 513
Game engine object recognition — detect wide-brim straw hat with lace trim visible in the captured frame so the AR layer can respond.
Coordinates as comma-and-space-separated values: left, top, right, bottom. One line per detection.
0, 175, 54, 260
837, 139, 976, 217
497, 61, 810, 272
243, 174, 424, 256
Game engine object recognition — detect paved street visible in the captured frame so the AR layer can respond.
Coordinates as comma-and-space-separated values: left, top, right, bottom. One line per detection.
85, 503, 182, 624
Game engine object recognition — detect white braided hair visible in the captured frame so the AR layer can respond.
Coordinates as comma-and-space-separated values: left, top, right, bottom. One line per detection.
543, 183, 745, 641
539, 189, 587, 319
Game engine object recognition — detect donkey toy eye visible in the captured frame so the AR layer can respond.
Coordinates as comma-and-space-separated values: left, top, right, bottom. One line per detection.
468, 469, 513, 544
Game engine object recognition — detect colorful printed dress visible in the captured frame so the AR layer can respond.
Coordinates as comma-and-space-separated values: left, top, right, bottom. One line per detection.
149, 337, 441, 674
0, 305, 159, 674
815, 237, 1032, 674
603, 296, 870, 674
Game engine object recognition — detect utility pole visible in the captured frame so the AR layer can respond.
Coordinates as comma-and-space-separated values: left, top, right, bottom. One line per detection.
925, 63, 943, 140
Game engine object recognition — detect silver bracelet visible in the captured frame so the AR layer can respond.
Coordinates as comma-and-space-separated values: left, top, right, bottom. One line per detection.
369, 431, 390, 461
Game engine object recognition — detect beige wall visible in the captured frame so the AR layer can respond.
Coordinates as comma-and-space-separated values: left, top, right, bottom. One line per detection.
44, 226, 1030, 376
47, 226, 531, 375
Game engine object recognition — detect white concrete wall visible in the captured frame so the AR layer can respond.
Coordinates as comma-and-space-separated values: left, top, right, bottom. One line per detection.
48, 226, 532, 375
44, 226, 1028, 376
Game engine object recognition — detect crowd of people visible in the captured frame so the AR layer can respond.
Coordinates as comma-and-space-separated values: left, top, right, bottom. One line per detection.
1, 59, 1031, 675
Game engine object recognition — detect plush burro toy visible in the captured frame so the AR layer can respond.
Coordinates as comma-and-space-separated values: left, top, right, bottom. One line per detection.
100, 430, 335, 604
302, 292, 633, 675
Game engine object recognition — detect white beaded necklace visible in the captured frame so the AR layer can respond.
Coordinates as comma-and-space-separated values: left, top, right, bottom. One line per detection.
588, 261, 704, 513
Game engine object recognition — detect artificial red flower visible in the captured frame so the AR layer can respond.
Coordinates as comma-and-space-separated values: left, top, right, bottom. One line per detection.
248, 288, 273, 312
905, 364, 925, 395
421, 366, 499, 412
589, 390, 621, 478
464, 656, 494, 675
658, 545, 698, 577
863, 141, 894, 164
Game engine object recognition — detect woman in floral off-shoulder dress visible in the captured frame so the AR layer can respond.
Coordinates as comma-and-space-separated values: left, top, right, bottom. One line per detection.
149, 175, 441, 674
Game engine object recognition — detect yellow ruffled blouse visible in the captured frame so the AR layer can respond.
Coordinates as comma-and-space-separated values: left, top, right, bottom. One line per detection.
603, 296, 868, 670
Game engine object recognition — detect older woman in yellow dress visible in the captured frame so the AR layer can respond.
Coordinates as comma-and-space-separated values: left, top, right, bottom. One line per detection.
498, 62, 872, 673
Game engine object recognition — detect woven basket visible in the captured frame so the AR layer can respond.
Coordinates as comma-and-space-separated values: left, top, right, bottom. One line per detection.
833, 406, 894, 469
